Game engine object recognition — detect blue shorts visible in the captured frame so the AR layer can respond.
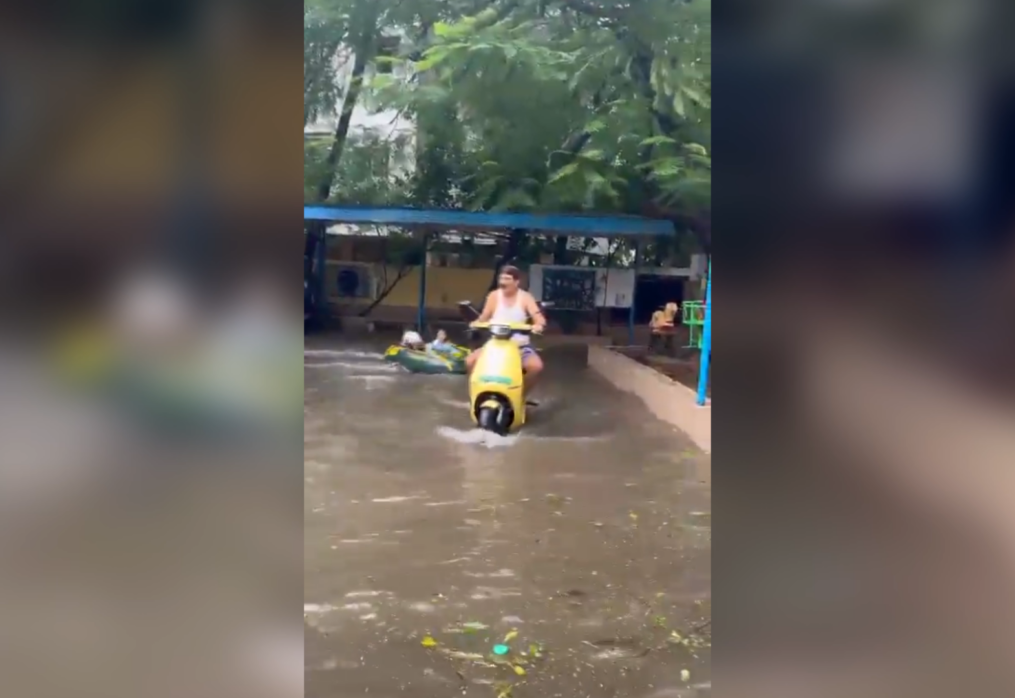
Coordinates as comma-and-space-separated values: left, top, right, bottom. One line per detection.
520, 345, 538, 361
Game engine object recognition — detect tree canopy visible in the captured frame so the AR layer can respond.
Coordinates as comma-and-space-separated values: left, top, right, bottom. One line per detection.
304, 0, 711, 253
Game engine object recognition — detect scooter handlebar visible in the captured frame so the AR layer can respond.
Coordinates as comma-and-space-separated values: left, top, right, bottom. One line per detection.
470, 321, 537, 333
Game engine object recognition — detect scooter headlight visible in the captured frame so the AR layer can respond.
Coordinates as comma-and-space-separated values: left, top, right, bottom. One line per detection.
489, 324, 512, 338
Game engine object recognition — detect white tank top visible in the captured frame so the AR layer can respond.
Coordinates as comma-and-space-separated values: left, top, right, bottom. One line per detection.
490, 290, 530, 345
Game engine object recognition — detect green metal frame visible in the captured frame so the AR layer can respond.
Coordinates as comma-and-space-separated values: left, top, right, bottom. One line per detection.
681, 301, 706, 349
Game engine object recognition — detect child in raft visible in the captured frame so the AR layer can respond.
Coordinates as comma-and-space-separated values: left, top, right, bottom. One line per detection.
400, 328, 454, 357
400, 329, 425, 350
428, 329, 452, 354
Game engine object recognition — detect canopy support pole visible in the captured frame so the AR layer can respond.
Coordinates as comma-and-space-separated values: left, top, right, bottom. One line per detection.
417, 232, 429, 332
315, 229, 328, 321
696, 259, 712, 406
628, 240, 641, 345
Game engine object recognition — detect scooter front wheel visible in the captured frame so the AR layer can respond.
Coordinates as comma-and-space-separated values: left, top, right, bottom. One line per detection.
477, 405, 511, 436
477, 405, 499, 432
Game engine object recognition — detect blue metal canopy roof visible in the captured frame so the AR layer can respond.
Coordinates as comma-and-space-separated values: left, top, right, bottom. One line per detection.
304, 205, 675, 237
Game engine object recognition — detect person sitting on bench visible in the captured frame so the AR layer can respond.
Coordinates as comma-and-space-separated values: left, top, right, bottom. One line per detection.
649, 302, 678, 353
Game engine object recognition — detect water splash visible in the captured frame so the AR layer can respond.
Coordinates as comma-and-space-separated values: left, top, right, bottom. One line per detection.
304, 349, 380, 359
435, 426, 520, 448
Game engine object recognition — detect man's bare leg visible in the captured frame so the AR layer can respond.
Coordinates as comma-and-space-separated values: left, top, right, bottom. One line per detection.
465, 349, 481, 374
522, 351, 544, 403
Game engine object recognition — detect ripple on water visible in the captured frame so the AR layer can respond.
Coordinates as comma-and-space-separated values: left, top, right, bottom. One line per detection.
344, 375, 397, 388
304, 360, 400, 372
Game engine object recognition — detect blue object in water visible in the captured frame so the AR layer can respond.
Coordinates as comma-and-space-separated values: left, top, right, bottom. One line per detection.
492, 644, 509, 656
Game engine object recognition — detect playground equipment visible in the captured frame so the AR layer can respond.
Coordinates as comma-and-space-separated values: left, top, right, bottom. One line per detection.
681, 301, 706, 349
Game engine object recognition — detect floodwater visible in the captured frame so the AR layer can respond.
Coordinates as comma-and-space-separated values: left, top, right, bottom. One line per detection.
304, 336, 711, 698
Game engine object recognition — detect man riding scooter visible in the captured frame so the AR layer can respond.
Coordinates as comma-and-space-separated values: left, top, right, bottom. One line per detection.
466, 266, 546, 400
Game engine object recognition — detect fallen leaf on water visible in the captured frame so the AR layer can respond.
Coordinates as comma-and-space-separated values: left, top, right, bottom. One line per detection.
513, 665, 527, 676
440, 649, 486, 661
503, 630, 518, 643
421, 636, 438, 648
681, 669, 691, 682
462, 621, 489, 632
629, 512, 638, 522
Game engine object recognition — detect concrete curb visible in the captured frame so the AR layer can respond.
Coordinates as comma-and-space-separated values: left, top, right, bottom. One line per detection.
588, 345, 711, 453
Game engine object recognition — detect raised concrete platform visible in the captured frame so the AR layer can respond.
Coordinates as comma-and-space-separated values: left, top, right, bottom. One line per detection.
588, 345, 712, 453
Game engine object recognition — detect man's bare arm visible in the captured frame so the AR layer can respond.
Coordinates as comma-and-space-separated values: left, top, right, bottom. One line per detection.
525, 294, 546, 332
475, 292, 497, 322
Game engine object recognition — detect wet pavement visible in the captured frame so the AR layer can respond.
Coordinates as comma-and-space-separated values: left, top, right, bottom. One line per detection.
304, 336, 711, 698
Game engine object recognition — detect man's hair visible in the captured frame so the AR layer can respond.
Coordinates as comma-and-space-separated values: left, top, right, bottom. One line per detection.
499, 265, 521, 281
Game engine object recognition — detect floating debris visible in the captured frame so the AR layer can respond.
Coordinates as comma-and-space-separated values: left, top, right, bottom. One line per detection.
421, 636, 438, 648
439, 649, 489, 663
492, 644, 510, 656
681, 669, 691, 682
512, 665, 526, 676
503, 630, 518, 643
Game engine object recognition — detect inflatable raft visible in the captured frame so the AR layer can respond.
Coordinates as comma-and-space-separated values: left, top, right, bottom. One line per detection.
384, 344, 468, 374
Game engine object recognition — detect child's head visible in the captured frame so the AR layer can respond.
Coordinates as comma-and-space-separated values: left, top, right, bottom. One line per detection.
435, 329, 447, 343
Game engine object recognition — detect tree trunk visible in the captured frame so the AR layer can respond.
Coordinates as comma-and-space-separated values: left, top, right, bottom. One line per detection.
311, 1, 380, 204
314, 46, 371, 203
304, 38, 341, 128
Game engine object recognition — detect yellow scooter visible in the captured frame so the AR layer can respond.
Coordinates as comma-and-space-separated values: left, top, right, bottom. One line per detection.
468, 320, 536, 435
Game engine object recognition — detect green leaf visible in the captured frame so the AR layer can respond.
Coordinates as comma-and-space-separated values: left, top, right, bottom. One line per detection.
672, 91, 685, 117
681, 85, 706, 105
432, 21, 455, 37
547, 162, 581, 184
414, 49, 449, 72
639, 135, 678, 147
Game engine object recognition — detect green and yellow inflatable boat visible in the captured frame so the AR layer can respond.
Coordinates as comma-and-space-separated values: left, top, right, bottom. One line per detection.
384, 343, 468, 375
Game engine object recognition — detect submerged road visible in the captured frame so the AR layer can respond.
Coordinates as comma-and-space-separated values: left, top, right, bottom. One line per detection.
304, 337, 711, 698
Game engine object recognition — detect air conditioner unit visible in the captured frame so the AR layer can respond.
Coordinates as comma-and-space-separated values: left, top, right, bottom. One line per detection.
334, 263, 374, 299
